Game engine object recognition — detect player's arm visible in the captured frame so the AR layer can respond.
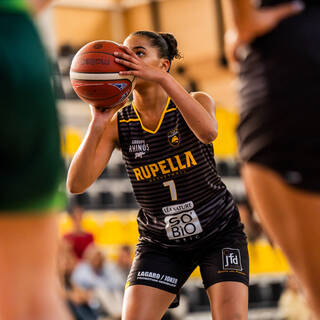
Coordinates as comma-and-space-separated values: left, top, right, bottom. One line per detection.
114, 48, 217, 144
224, 0, 304, 65
158, 77, 217, 144
67, 107, 119, 194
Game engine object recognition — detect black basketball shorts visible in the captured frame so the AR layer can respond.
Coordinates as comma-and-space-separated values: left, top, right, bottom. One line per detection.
126, 235, 249, 295
237, 6, 320, 192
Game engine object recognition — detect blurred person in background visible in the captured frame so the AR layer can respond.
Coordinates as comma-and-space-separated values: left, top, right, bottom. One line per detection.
68, 30, 249, 320
237, 197, 263, 242
224, 0, 320, 316
58, 240, 98, 320
0, 0, 70, 319
114, 245, 133, 288
279, 274, 312, 320
72, 245, 123, 319
64, 202, 95, 260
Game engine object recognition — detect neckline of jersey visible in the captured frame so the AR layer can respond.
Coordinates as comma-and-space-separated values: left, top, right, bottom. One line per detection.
132, 97, 171, 134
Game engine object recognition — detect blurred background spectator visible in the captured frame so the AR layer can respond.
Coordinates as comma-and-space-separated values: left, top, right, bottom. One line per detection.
114, 245, 133, 288
237, 197, 263, 243
72, 245, 123, 319
57, 240, 98, 320
64, 203, 95, 260
278, 274, 311, 320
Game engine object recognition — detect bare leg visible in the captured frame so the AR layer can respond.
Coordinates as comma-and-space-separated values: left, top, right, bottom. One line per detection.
122, 285, 176, 320
207, 281, 248, 320
0, 212, 71, 320
242, 163, 320, 317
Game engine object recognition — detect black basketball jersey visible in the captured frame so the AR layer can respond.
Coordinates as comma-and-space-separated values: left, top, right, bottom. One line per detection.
117, 98, 239, 249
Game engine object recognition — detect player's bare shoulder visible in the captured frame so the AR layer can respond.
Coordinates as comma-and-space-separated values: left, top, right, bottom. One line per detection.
190, 91, 216, 119
191, 92, 215, 108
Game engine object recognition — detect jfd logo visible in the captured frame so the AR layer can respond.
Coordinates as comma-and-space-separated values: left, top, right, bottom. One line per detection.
222, 248, 242, 271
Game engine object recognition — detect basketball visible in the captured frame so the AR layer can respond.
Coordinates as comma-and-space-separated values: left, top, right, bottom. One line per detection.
70, 40, 135, 108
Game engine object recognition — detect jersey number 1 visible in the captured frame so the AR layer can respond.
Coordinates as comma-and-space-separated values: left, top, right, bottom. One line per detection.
163, 180, 177, 201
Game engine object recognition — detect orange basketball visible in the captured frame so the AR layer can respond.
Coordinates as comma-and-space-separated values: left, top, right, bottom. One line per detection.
70, 40, 135, 108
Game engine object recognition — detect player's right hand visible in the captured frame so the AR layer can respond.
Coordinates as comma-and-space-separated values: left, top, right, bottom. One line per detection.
90, 100, 127, 129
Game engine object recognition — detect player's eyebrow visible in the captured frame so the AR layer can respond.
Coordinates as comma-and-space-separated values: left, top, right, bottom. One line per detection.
132, 46, 146, 50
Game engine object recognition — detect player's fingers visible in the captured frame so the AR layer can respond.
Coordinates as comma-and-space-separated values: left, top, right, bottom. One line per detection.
119, 70, 139, 76
267, 1, 304, 25
118, 45, 137, 57
114, 51, 137, 63
114, 58, 137, 69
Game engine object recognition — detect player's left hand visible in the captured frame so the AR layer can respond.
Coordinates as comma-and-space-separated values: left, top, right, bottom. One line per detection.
114, 45, 166, 83
225, 1, 304, 71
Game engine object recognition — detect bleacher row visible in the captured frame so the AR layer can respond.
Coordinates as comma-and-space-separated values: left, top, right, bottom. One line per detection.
59, 211, 289, 277
96, 160, 241, 179
59, 211, 289, 316
67, 158, 244, 210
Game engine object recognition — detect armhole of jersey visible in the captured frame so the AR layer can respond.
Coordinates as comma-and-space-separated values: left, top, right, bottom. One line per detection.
117, 110, 123, 151
117, 112, 122, 150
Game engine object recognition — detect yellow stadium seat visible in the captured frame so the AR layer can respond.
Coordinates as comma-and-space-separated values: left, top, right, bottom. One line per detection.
61, 127, 82, 158
98, 214, 126, 245
248, 239, 290, 275
190, 266, 201, 278
58, 213, 73, 236
81, 213, 101, 240
122, 213, 139, 245
213, 106, 239, 158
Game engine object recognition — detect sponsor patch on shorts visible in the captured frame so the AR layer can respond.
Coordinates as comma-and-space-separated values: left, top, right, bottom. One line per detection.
222, 248, 243, 271
136, 271, 178, 288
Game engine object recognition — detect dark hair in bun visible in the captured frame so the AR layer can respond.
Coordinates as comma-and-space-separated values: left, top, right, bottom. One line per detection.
158, 32, 181, 61
131, 30, 182, 70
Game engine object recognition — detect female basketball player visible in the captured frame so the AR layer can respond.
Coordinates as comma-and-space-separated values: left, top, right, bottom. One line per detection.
224, 0, 320, 316
68, 31, 249, 320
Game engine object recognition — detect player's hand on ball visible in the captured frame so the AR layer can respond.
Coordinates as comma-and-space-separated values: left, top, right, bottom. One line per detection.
70, 40, 135, 108
90, 100, 126, 128
114, 46, 166, 83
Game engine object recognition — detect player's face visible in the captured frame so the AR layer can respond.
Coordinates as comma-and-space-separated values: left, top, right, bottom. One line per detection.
124, 35, 168, 86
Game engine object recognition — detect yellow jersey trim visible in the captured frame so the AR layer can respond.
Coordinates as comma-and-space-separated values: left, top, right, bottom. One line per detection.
119, 118, 140, 123
166, 107, 177, 113
132, 97, 171, 134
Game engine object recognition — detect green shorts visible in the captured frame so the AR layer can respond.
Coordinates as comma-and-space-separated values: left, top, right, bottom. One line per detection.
0, 12, 66, 212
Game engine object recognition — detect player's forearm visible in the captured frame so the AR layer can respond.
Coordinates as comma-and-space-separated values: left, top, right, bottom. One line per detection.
159, 73, 217, 144
226, 0, 255, 42
226, 0, 304, 43
228, 0, 253, 25
67, 123, 105, 194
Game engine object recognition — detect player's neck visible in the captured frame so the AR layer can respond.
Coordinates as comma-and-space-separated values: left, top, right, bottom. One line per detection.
133, 86, 168, 115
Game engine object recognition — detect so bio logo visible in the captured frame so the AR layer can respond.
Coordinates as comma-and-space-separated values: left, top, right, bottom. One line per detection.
163, 201, 203, 240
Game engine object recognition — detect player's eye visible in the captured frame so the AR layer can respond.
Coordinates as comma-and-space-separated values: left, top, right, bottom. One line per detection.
135, 51, 145, 57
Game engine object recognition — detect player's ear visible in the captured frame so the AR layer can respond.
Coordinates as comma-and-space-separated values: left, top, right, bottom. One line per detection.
160, 58, 170, 72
